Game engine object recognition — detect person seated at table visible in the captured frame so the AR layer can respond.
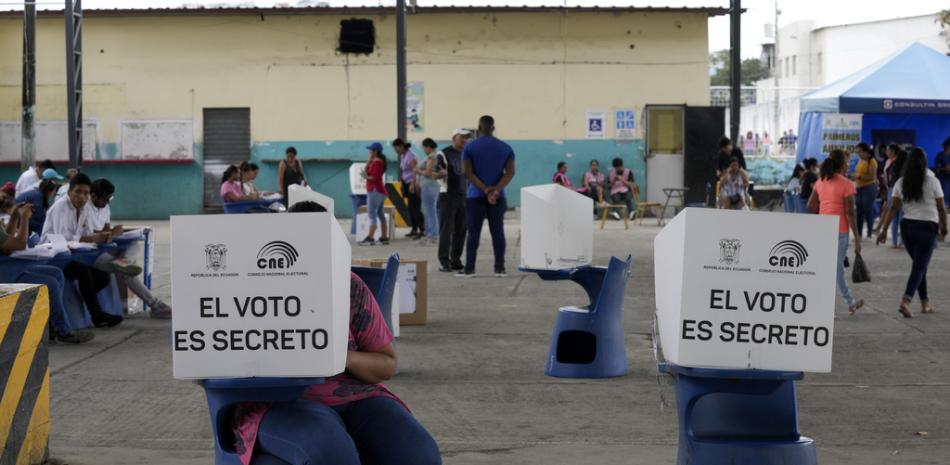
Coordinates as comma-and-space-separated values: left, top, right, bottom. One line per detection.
42, 173, 122, 328
0, 194, 13, 229
231, 200, 441, 465
1, 203, 95, 344
581, 160, 606, 217
1, 182, 15, 200
608, 157, 638, 220
221, 165, 261, 204
15, 179, 59, 236
240, 162, 275, 198
552, 162, 572, 188
87, 178, 172, 319
15, 159, 54, 196
719, 157, 750, 210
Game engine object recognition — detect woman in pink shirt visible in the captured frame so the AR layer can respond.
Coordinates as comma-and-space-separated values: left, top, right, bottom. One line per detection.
552, 162, 572, 188
231, 270, 441, 465
808, 150, 865, 315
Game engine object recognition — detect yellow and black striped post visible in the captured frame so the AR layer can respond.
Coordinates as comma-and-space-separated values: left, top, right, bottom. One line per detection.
0, 285, 50, 465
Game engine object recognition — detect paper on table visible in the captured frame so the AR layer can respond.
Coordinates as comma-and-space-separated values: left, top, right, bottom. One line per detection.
262, 193, 283, 201
48, 234, 70, 254
9, 244, 56, 260
67, 241, 97, 251
116, 228, 144, 240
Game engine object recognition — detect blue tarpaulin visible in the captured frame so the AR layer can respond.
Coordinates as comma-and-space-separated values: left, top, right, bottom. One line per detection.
798, 43, 950, 164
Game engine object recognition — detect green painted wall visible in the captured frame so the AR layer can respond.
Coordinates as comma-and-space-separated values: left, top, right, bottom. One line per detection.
2, 139, 644, 220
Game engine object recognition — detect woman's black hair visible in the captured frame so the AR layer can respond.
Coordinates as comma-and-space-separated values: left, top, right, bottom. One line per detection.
790, 164, 805, 181
391, 138, 410, 149
249, 163, 259, 171
421, 138, 437, 149
589, 159, 599, 167
900, 148, 928, 203
943, 137, 950, 149
887, 143, 901, 156
893, 148, 908, 178
373, 151, 388, 173
803, 157, 818, 170
286, 147, 297, 156
38, 179, 58, 209
612, 157, 623, 168
221, 165, 238, 185
288, 201, 327, 213
856, 142, 871, 154
819, 150, 846, 180
557, 161, 567, 170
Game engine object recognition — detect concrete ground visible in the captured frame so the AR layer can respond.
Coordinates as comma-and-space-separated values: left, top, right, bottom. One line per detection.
47, 214, 950, 465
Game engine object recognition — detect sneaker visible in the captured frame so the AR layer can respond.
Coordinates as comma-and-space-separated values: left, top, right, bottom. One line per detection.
110, 258, 143, 277
149, 301, 172, 319
56, 330, 95, 344
629, 210, 636, 221
92, 312, 123, 328
494, 268, 508, 278
405, 231, 420, 239
455, 270, 476, 278
378, 236, 390, 245
357, 236, 376, 246
439, 263, 454, 272
451, 262, 465, 271
610, 211, 622, 221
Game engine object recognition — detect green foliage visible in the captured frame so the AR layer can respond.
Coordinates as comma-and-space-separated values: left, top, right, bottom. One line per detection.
710, 50, 772, 86
938, 9, 950, 48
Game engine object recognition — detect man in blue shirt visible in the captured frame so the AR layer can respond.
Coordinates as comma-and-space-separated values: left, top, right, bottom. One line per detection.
458, 115, 516, 277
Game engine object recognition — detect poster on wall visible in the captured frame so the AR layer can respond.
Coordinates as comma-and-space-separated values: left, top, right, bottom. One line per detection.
586, 111, 606, 139
820, 113, 862, 156
615, 109, 636, 140
407, 82, 425, 133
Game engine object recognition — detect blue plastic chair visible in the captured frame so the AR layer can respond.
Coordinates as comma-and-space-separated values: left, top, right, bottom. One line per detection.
223, 200, 275, 214
202, 378, 324, 465
351, 254, 400, 333
545, 255, 632, 378
658, 363, 817, 465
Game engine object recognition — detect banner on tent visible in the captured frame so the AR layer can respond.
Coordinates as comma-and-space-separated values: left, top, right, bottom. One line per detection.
820, 113, 862, 156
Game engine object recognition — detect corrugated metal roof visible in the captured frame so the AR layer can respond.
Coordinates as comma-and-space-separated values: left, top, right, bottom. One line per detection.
0, 4, 731, 18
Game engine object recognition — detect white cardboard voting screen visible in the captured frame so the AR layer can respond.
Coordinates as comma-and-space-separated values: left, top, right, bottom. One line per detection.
288, 184, 335, 216
349, 163, 368, 195
654, 208, 838, 372
170, 213, 350, 379
520, 184, 593, 270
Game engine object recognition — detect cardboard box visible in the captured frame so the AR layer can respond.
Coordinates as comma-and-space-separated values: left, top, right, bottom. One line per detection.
520, 184, 593, 270
170, 213, 350, 379
353, 258, 428, 326
288, 184, 335, 216
654, 208, 838, 372
354, 205, 396, 240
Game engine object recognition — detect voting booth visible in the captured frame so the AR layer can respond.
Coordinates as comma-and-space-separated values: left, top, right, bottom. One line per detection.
520, 184, 593, 270
170, 213, 350, 379
288, 184, 335, 216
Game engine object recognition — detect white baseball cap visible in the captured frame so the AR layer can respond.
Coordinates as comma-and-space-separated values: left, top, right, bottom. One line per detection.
451, 128, 472, 138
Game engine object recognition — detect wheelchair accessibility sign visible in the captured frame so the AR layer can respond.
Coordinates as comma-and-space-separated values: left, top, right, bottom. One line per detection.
586, 111, 605, 139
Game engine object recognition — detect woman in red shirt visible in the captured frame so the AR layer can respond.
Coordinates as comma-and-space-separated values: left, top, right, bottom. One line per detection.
360, 143, 390, 246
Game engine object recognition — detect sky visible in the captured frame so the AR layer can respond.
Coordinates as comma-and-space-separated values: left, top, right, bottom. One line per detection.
5, 0, 947, 58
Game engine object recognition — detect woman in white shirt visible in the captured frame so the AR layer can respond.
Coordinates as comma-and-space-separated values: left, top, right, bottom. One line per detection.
877, 148, 948, 318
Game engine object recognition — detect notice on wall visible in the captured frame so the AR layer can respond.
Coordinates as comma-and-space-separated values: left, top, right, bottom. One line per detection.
407, 82, 425, 133
170, 213, 350, 379
615, 109, 636, 140
586, 111, 606, 139
820, 113, 861, 156
654, 208, 838, 372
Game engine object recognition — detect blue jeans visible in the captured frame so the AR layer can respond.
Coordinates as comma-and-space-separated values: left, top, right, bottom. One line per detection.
16, 265, 72, 336
886, 188, 903, 246
855, 185, 877, 237
420, 185, 440, 238
900, 219, 938, 302
366, 191, 387, 227
256, 397, 442, 465
836, 233, 855, 307
465, 196, 507, 272
783, 192, 802, 213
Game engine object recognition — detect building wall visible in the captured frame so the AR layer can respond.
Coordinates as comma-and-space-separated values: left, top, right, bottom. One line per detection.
0, 10, 710, 218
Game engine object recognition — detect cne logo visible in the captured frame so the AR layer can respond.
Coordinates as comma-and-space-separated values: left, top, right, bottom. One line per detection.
256, 241, 299, 269
769, 240, 809, 268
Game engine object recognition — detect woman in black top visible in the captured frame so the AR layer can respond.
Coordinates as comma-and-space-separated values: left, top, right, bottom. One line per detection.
798, 157, 819, 211
278, 146, 308, 201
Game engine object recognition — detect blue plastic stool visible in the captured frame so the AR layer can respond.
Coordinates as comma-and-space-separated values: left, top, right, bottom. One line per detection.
202, 378, 324, 465
658, 363, 817, 465
350, 194, 367, 235
351, 254, 400, 334
544, 255, 632, 378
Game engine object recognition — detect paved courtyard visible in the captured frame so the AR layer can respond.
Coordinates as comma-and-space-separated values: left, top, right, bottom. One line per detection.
47, 214, 950, 465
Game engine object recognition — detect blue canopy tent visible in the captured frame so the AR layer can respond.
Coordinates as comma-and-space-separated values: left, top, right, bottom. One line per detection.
798, 43, 950, 164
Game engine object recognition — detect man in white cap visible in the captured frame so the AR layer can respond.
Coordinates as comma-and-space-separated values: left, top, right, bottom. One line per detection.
436, 128, 471, 272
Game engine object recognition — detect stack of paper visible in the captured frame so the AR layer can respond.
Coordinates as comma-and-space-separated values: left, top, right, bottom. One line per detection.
116, 228, 145, 240
10, 244, 56, 260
